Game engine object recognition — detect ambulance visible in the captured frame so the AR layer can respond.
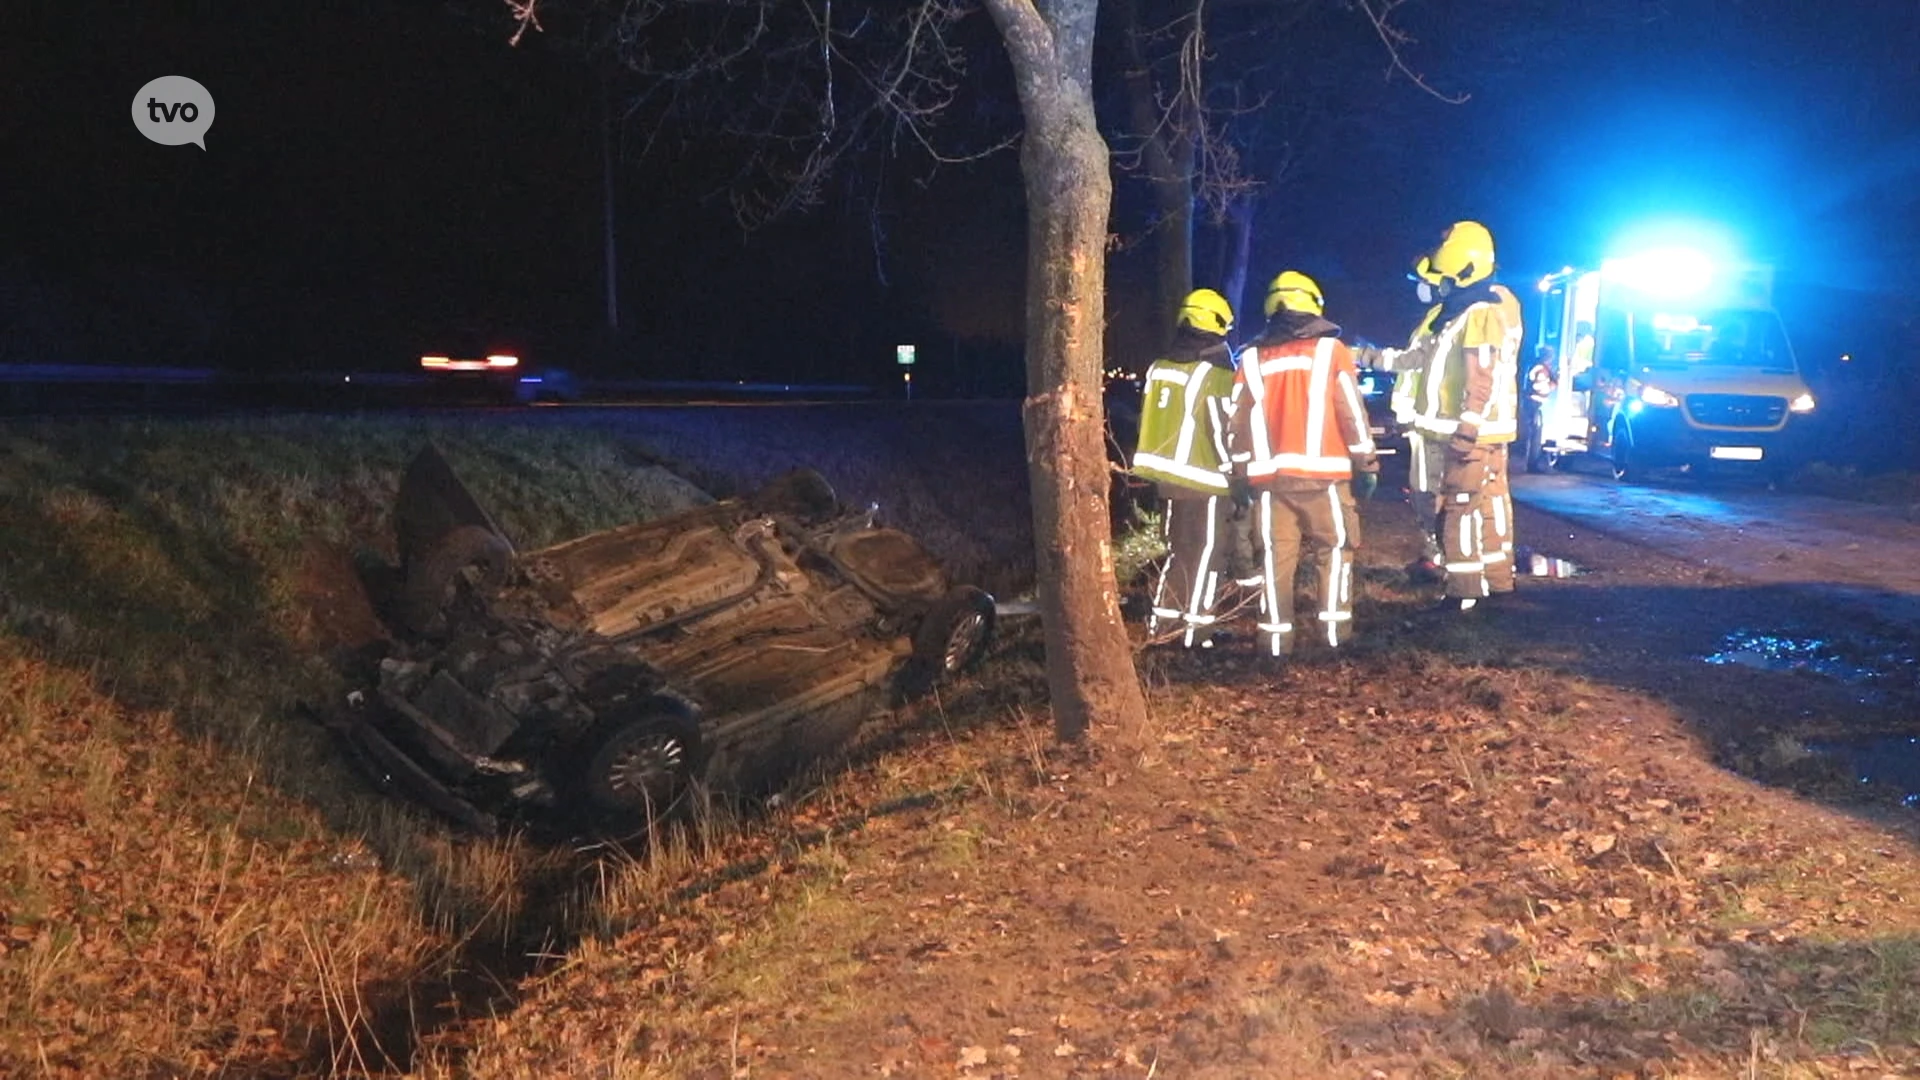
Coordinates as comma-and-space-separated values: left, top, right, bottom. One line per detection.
1530, 248, 1816, 481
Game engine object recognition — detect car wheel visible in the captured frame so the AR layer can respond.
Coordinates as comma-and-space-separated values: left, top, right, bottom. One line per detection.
582, 707, 704, 821
750, 468, 839, 523
1610, 425, 1639, 483
899, 586, 996, 698
399, 524, 514, 635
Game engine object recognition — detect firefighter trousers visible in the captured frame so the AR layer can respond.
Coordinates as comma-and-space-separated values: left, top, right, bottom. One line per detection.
1253, 482, 1355, 659
1485, 445, 1515, 591
1149, 492, 1230, 647
1438, 442, 1516, 600
1405, 429, 1445, 564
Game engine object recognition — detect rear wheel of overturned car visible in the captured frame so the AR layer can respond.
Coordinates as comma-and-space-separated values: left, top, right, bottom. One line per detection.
399, 524, 514, 635
898, 586, 996, 699
750, 468, 839, 523
581, 707, 705, 824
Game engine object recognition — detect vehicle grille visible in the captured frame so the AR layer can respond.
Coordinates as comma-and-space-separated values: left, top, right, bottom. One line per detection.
1684, 394, 1787, 428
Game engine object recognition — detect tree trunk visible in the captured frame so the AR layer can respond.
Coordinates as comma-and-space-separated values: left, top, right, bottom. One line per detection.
985, 0, 1149, 744
1221, 193, 1256, 335
1116, 0, 1197, 336
1146, 119, 1195, 334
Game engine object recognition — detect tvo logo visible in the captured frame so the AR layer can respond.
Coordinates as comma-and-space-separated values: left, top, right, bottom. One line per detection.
132, 76, 215, 149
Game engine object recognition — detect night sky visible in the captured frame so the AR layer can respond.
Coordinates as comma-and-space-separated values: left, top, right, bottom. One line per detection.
8, 0, 1918, 393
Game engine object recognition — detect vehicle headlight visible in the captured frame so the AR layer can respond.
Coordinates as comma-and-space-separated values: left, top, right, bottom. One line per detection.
1638, 385, 1680, 407
1788, 392, 1815, 413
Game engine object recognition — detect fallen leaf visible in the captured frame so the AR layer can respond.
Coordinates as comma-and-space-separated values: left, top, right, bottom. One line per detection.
958, 1045, 988, 1068
1588, 833, 1617, 857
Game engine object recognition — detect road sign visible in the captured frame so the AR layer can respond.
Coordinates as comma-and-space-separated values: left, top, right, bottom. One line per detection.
896, 344, 916, 366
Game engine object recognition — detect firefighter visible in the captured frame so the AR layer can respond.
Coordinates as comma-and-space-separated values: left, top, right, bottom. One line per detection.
1521, 342, 1556, 473
1381, 303, 1448, 580
1567, 321, 1596, 388
1368, 222, 1526, 612
1130, 288, 1239, 648
1227, 271, 1379, 660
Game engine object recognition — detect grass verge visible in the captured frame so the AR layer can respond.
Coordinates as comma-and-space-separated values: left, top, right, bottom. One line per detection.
0, 414, 717, 1075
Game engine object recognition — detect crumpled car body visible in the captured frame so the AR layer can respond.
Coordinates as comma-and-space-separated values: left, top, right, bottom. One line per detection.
329, 445, 995, 836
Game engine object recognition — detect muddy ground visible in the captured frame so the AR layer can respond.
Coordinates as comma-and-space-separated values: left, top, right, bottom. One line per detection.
1513, 463, 1920, 633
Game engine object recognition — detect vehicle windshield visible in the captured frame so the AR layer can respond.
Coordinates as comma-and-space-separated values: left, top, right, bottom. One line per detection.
1630, 308, 1795, 372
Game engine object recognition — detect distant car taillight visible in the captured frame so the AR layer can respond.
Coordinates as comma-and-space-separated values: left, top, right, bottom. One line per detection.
422, 354, 519, 372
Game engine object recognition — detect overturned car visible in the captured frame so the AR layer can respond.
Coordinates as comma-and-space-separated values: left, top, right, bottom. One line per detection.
324, 446, 996, 836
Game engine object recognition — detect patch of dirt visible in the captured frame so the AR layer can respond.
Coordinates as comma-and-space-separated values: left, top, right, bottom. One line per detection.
294, 539, 392, 658
430, 479, 1920, 1078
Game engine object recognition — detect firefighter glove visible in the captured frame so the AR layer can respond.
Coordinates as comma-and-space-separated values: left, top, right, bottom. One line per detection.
1449, 429, 1480, 456
1229, 474, 1254, 509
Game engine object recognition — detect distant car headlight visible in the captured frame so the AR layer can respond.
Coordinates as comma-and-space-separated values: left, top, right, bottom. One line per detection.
1638, 385, 1680, 407
1788, 392, 1816, 413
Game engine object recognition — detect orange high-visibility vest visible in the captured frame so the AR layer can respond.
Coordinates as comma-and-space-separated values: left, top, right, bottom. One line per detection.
1232, 336, 1375, 481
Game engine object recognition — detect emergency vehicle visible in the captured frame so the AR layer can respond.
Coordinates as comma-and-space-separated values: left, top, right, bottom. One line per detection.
1530, 249, 1816, 481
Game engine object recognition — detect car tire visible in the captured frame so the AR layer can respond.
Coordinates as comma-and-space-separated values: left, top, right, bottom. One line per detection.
1610, 425, 1639, 483
898, 586, 996, 699
581, 705, 705, 823
750, 468, 839, 523
399, 524, 514, 635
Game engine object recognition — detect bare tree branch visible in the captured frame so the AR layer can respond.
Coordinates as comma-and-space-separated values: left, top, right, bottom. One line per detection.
503, 0, 543, 46
1351, 0, 1468, 103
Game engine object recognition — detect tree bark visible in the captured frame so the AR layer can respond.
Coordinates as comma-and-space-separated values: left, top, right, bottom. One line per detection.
985, 0, 1149, 744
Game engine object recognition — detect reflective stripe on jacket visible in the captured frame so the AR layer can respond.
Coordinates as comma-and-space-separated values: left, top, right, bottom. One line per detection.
1393, 286, 1525, 443
1526, 361, 1556, 404
1387, 304, 1442, 426
1229, 336, 1375, 482
1131, 355, 1236, 492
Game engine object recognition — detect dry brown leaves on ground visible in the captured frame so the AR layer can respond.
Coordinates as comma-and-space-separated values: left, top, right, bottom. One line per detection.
0, 646, 438, 1077
433, 497, 1920, 1080
430, 660, 1920, 1078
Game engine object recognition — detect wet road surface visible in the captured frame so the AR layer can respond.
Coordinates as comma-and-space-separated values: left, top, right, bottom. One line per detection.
1511, 467, 1920, 632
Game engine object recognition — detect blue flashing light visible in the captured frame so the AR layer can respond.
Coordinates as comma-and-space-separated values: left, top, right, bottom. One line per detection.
1650, 313, 1702, 333
1602, 246, 1715, 299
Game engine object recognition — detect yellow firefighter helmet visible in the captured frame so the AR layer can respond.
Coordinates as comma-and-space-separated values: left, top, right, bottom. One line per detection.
1176, 288, 1234, 336
1263, 270, 1325, 318
1413, 220, 1496, 289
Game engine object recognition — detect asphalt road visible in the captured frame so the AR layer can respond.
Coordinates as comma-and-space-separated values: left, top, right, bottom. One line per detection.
1512, 463, 1920, 632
